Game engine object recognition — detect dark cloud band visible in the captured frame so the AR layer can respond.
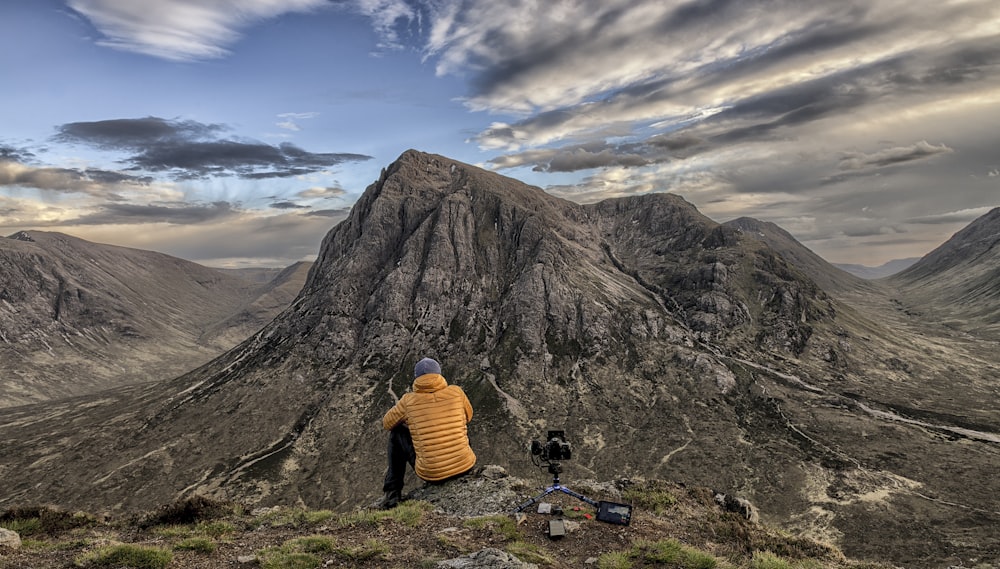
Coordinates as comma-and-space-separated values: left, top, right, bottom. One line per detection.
54, 117, 372, 180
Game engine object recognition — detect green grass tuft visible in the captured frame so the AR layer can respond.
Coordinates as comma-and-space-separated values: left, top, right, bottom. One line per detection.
253, 507, 313, 528
337, 500, 432, 529
151, 525, 193, 539
611, 538, 718, 569
259, 550, 321, 569
195, 520, 236, 538
334, 538, 390, 561
302, 510, 335, 524
750, 551, 793, 569
462, 515, 520, 541
597, 550, 633, 569
258, 534, 387, 567
153, 519, 235, 540
506, 540, 555, 565
287, 535, 336, 554
1, 507, 95, 537
623, 485, 677, 515
0, 517, 42, 535
174, 537, 217, 553
74, 544, 173, 568
20, 537, 91, 552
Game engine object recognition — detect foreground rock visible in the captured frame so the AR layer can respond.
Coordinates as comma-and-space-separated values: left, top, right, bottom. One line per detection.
0, 527, 21, 549
438, 548, 538, 569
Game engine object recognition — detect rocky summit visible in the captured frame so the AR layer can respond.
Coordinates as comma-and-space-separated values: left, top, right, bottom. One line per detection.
0, 150, 997, 568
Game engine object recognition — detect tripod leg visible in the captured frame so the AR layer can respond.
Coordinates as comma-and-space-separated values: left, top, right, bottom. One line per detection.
514, 487, 558, 513
556, 486, 598, 508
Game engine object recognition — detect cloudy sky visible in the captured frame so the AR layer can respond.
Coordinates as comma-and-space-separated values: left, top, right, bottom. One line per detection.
2, 0, 998, 267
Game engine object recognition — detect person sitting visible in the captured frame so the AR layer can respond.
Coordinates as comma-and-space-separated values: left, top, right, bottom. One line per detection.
379, 357, 476, 509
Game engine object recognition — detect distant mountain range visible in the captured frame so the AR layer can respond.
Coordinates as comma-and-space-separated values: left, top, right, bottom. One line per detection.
0, 231, 309, 407
833, 258, 920, 279
0, 152, 996, 569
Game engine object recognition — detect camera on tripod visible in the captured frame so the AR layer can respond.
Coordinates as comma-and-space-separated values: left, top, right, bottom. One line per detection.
516, 429, 632, 527
530, 430, 572, 462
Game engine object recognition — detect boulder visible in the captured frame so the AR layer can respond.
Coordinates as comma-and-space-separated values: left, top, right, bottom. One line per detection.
0, 527, 21, 549
437, 547, 538, 568
713, 492, 760, 523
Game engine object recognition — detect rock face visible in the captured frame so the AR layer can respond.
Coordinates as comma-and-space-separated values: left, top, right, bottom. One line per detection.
0, 232, 309, 406
0, 151, 997, 569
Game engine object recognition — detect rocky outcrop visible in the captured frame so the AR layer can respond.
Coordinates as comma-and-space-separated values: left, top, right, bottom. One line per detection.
713, 491, 759, 523
438, 548, 538, 569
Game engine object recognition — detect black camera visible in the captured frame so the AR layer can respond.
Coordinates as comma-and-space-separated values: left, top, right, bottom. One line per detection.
530, 430, 572, 462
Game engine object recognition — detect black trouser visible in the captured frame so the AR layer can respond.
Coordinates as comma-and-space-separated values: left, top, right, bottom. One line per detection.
382, 424, 416, 494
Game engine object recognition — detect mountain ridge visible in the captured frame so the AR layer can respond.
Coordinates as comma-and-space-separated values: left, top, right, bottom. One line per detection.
888, 207, 1000, 339
0, 231, 308, 406
723, 216, 866, 295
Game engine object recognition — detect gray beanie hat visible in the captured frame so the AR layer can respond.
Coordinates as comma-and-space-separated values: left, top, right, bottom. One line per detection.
414, 357, 441, 378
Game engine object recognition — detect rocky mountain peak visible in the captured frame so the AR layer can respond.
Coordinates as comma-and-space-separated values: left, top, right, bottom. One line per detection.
278, 150, 832, 404
2, 151, 997, 569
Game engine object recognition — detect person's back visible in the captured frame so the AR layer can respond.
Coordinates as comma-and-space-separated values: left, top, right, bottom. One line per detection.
384, 372, 475, 480
380, 357, 475, 508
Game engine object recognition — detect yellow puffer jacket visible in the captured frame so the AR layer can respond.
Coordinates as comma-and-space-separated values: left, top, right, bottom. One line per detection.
382, 373, 476, 482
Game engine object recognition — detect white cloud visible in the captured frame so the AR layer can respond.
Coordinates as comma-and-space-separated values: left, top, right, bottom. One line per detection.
907, 206, 996, 225
297, 186, 346, 199
365, 0, 1000, 156
350, 0, 417, 51
0, 160, 184, 202
838, 141, 953, 171
275, 112, 318, 132
68, 0, 328, 61
53, 0, 1000, 266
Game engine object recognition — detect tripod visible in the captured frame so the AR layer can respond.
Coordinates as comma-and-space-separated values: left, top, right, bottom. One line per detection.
514, 461, 598, 513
